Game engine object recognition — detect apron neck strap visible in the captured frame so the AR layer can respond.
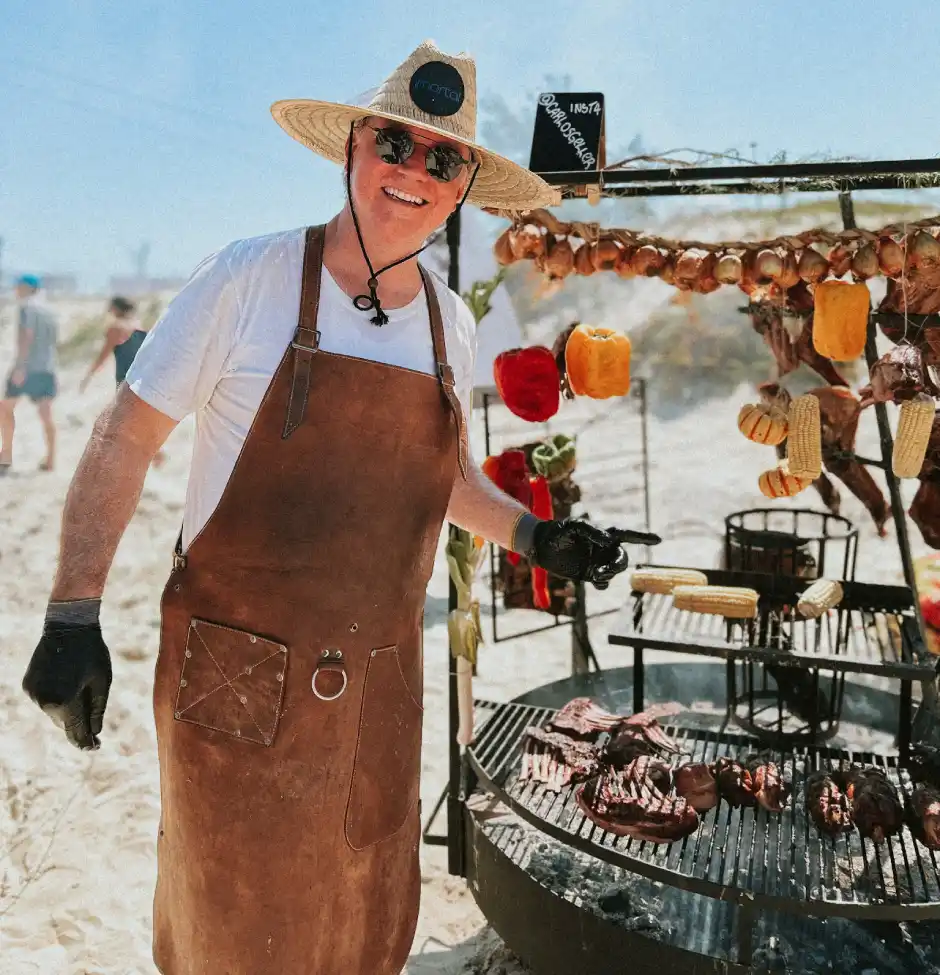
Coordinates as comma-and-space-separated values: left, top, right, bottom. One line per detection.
283, 225, 327, 439
419, 266, 468, 480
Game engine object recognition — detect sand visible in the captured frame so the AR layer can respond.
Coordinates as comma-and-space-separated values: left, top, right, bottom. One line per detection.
0, 249, 931, 974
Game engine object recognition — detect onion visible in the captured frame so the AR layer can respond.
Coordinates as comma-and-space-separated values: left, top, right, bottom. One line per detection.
827, 244, 852, 278
773, 250, 800, 289
797, 248, 829, 284
674, 248, 709, 289
509, 224, 545, 260
754, 248, 784, 283
851, 243, 880, 281
658, 256, 676, 286
539, 236, 575, 280
631, 244, 667, 276
494, 228, 516, 266
909, 230, 940, 269
614, 245, 636, 279
877, 236, 905, 278
714, 252, 743, 284
591, 239, 622, 272
574, 242, 596, 276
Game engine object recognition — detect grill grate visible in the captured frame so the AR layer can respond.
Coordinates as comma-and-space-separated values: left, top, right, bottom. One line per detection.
608, 567, 932, 679
468, 699, 940, 920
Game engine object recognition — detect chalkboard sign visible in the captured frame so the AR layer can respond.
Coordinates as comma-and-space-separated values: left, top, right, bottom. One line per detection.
529, 92, 605, 174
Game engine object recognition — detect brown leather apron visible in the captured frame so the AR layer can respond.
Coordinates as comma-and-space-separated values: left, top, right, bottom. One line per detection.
151, 225, 466, 975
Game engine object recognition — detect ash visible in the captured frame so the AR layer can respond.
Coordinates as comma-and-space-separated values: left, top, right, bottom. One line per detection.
483, 818, 940, 974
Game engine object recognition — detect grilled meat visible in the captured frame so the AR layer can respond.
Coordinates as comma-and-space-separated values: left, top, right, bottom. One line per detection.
860, 344, 930, 406
548, 697, 623, 739
832, 766, 904, 843
674, 762, 719, 812
806, 771, 854, 836
910, 478, 940, 549
746, 755, 792, 813
576, 760, 699, 843
906, 784, 940, 850
520, 727, 601, 790
909, 743, 940, 788
712, 757, 757, 808
603, 703, 683, 766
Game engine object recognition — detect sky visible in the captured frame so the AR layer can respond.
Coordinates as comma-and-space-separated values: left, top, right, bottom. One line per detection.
2, 0, 939, 290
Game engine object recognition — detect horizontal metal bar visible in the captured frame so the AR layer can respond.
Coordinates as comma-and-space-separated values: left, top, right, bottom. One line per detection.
538, 156, 940, 186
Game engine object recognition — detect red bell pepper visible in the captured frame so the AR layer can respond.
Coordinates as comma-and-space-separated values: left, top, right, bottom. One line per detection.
528, 475, 554, 610
481, 450, 532, 565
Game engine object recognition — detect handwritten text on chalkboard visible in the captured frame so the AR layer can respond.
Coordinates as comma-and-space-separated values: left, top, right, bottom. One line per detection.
531, 93, 604, 172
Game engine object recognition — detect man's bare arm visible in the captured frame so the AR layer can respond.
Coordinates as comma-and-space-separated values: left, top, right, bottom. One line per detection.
50, 387, 178, 601
445, 457, 533, 552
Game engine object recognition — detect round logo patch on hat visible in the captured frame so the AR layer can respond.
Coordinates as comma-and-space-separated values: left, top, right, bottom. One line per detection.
409, 61, 465, 117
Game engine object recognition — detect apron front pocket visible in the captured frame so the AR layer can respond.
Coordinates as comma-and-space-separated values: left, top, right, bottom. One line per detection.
345, 644, 423, 851
174, 618, 288, 746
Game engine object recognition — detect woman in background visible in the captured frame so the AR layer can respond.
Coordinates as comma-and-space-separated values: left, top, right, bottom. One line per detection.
80, 296, 164, 466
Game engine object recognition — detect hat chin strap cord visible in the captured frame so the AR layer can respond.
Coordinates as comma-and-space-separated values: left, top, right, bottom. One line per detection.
344, 123, 479, 326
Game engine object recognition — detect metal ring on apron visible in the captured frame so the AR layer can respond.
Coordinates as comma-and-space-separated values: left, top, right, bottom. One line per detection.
312, 649, 348, 701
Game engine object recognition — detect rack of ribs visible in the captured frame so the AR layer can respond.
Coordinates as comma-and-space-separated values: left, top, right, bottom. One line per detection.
519, 727, 601, 791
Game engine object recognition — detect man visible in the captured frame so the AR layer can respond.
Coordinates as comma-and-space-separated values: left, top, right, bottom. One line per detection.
21, 41, 658, 975
0, 274, 59, 472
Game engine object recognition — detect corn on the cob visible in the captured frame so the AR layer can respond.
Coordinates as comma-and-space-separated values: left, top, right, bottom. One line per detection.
758, 463, 812, 499
787, 394, 822, 480
631, 567, 708, 595
892, 393, 935, 478
797, 579, 844, 618
672, 585, 759, 619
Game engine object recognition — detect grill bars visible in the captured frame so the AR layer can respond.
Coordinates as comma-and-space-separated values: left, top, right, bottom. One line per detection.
468, 700, 940, 921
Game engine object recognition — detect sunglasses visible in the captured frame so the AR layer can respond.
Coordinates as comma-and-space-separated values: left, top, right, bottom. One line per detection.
367, 124, 474, 183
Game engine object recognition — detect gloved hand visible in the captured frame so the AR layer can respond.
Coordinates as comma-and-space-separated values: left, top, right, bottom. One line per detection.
528, 520, 661, 589
22, 622, 112, 750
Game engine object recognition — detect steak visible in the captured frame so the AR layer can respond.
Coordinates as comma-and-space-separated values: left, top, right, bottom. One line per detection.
746, 754, 792, 813
806, 771, 854, 836
674, 762, 719, 812
832, 766, 903, 843
520, 727, 600, 791
906, 784, 940, 850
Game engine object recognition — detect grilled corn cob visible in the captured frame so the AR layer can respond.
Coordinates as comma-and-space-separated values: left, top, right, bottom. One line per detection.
630, 567, 708, 595
787, 394, 822, 480
892, 393, 935, 478
672, 585, 759, 619
797, 579, 844, 618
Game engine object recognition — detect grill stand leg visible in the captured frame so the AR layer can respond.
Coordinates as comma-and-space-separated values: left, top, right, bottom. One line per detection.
633, 645, 645, 714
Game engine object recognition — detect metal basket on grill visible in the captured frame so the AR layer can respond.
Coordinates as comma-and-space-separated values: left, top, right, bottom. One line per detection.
723, 509, 860, 743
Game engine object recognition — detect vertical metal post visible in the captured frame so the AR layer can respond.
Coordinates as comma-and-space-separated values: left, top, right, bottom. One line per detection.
842, 192, 933, 752
445, 210, 466, 876
638, 378, 653, 564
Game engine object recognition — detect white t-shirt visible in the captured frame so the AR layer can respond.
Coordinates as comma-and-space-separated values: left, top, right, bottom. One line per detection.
126, 227, 476, 550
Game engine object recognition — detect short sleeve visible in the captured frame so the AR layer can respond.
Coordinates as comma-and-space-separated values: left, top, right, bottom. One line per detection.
450, 296, 477, 425
125, 245, 242, 421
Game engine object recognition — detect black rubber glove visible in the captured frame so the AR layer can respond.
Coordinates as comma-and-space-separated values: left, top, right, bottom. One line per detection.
528, 520, 662, 589
22, 623, 112, 751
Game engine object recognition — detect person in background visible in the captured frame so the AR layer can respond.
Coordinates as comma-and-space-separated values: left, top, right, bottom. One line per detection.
79, 296, 147, 393
0, 274, 59, 474
79, 296, 166, 467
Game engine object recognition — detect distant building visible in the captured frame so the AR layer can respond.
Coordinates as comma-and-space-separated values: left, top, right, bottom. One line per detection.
108, 275, 188, 297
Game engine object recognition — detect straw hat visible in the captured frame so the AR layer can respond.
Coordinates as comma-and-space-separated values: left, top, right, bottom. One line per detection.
271, 40, 558, 211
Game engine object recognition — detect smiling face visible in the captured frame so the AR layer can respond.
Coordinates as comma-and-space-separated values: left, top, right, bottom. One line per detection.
346, 118, 473, 250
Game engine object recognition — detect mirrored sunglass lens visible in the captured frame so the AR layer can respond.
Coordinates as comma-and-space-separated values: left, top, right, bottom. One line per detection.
426, 146, 464, 182
374, 129, 413, 165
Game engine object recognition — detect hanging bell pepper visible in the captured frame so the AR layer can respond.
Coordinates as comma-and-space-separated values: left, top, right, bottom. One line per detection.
528, 475, 554, 610
531, 434, 577, 480
493, 346, 560, 422
481, 450, 532, 565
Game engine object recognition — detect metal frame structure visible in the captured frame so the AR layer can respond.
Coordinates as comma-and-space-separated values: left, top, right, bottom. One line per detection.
436, 155, 940, 894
